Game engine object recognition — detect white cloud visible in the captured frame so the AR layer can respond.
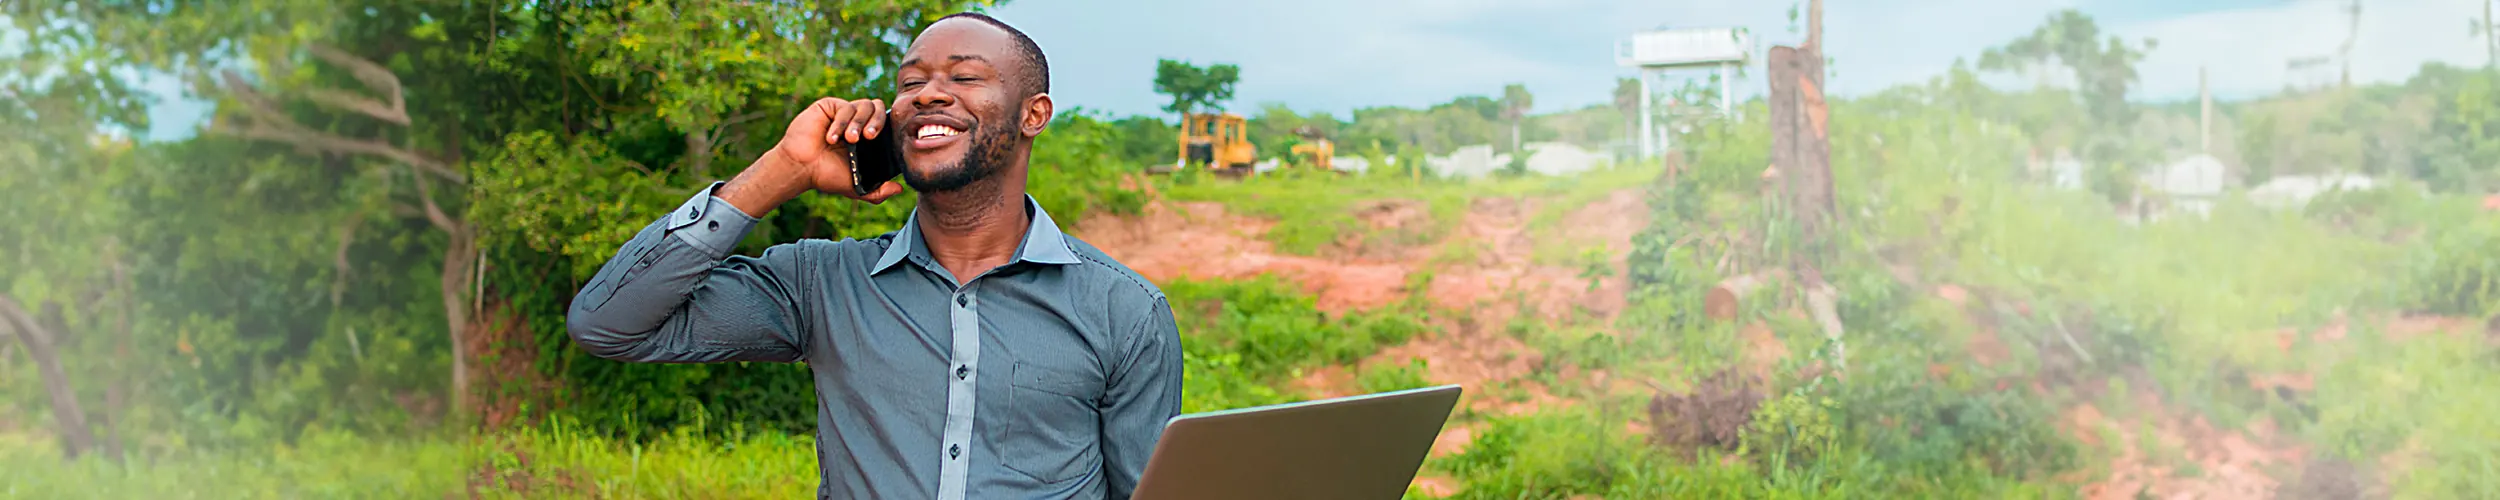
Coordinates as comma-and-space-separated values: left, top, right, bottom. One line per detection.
2120, 0, 2488, 101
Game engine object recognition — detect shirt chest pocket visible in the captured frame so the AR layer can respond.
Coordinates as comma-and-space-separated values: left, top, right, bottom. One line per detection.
988, 360, 1104, 484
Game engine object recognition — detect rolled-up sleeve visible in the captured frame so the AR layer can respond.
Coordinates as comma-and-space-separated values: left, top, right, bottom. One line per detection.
1099, 296, 1183, 499
565, 182, 810, 363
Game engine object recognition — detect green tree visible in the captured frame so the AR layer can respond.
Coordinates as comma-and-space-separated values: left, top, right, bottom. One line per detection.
1109, 114, 1179, 166
1978, 9, 2157, 156
0, 44, 141, 458
18, 0, 1110, 442
1153, 59, 1241, 115
2423, 71, 2500, 190
1978, 9, 2156, 203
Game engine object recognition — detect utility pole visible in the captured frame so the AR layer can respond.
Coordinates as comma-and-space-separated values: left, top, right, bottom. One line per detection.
2200, 66, 2211, 154
2341, 0, 2360, 88
1807, 0, 1824, 54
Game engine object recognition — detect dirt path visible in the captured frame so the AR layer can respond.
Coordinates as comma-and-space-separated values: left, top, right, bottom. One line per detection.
1330, 193, 1644, 417
2064, 390, 2308, 500
1075, 201, 1416, 312
1078, 188, 1652, 462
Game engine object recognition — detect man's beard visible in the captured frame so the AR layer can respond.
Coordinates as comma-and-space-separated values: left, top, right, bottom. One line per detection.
904, 120, 1015, 194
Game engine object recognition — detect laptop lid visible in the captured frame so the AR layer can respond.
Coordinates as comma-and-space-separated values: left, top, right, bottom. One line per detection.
1133, 385, 1463, 500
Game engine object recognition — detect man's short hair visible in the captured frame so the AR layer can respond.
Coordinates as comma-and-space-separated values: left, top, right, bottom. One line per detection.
935, 12, 1050, 97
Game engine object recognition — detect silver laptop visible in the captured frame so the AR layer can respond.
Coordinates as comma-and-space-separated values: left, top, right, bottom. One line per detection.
1133, 385, 1463, 500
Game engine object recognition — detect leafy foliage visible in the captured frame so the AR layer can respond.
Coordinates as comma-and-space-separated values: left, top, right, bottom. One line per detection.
1976, 9, 2157, 139
1152, 59, 1240, 115
1164, 277, 1427, 384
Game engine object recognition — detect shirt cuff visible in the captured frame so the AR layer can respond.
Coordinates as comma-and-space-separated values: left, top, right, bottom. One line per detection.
663, 181, 759, 257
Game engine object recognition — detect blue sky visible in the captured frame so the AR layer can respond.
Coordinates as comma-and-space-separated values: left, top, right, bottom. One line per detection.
990, 0, 2493, 117
130, 0, 2493, 139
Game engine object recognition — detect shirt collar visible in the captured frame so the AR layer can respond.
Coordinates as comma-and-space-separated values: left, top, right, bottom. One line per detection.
871, 194, 1082, 275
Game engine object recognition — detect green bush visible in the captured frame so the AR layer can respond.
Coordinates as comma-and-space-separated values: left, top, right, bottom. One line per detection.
2405, 217, 2500, 317
1163, 277, 1429, 412
1358, 358, 1434, 394
1436, 410, 1655, 499
2303, 330, 2500, 498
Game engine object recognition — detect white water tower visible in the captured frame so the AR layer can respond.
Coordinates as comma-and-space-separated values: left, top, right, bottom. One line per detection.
1617, 27, 1752, 159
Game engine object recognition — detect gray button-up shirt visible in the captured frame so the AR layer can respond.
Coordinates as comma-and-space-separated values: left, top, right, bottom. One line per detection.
566, 183, 1183, 500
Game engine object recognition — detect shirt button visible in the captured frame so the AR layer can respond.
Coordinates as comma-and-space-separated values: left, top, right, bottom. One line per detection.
686, 208, 699, 220
956, 295, 969, 307
955, 365, 970, 380
706, 220, 719, 231
949, 444, 962, 459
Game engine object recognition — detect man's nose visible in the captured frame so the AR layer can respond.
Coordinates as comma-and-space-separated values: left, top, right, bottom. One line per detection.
910, 85, 956, 109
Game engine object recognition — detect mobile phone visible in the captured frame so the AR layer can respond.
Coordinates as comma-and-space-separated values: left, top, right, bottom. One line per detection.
848, 112, 903, 196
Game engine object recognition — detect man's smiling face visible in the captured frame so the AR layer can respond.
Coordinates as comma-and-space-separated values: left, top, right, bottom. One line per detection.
891, 18, 1033, 194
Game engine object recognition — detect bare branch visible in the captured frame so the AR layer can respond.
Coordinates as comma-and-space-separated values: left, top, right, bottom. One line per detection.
407, 162, 461, 233
305, 44, 409, 125
307, 89, 410, 126
0, 294, 94, 460
214, 70, 467, 184
721, 110, 772, 128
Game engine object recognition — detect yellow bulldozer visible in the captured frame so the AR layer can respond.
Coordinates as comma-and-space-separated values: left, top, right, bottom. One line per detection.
1287, 125, 1334, 171
1170, 114, 1339, 176
1177, 112, 1255, 175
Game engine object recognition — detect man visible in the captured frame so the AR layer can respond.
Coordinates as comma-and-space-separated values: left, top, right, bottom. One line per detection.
566, 13, 1182, 500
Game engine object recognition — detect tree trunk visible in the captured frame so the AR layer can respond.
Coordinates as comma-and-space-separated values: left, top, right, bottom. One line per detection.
1706, 273, 1771, 321
684, 130, 714, 178
216, 44, 481, 419
0, 295, 93, 460
439, 228, 477, 414
1769, 46, 1836, 287
1807, 0, 1824, 53
101, 248, 131, 464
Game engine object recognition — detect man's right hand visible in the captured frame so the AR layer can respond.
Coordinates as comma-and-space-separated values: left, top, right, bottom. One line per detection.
719, 97, 908, 218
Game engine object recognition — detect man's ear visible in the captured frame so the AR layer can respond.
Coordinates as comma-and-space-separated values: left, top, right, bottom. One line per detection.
1020, 92, 1054, 138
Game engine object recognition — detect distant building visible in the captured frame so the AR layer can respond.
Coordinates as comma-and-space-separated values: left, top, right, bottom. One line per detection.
2022, 148, 2085, 191
2248, 174, 2378, 210
2137, 154, 2228, 219
2048, 152, 2084, 191
1332, 156, 1371, 173
1423, 142, 1605, 178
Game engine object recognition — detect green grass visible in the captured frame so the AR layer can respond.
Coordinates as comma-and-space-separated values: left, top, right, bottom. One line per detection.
0, 421, 820, 499
1163, 276, 1432, 413
0, 428, 469, 499
2303, 327, 2500, 499
474, 422, 818, 498
1358, 357, 1435, 394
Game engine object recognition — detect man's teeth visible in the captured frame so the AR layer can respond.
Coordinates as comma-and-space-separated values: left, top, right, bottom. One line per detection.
916, 125, 960, 139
